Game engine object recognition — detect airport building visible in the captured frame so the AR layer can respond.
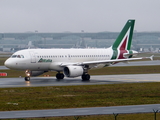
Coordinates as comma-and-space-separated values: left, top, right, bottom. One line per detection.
0, 32, 160, 52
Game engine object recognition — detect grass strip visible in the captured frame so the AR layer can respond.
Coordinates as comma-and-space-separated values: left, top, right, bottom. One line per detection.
0, 83, 160, 119
0, 82, 160, 111
0, 57, 7, 66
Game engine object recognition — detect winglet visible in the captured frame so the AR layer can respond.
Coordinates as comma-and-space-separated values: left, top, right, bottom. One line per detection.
150, 55, 154, 61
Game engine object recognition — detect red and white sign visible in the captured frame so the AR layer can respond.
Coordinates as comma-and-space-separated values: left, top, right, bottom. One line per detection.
0, 73, 7, 76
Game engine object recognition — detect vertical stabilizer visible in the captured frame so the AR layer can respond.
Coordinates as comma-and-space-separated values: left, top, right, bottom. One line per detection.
111, 20, 135, 59
112, 20, 135, 50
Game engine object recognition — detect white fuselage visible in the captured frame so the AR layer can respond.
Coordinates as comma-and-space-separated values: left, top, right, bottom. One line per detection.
5, 47, 114, 71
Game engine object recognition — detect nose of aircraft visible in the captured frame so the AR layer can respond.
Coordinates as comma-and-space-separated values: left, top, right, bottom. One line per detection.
4, 59, 13, 69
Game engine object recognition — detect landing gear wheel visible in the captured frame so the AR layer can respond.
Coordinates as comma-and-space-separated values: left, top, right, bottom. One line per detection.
56, 73, 64, 80
25, 70, 31, 82
82, 74, 90, 81
24, 76, 30, 81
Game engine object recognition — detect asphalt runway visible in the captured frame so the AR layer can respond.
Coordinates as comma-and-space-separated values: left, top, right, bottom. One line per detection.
0, 66, 8, 70
0, 74, 160, 88
0, 104, 160, 119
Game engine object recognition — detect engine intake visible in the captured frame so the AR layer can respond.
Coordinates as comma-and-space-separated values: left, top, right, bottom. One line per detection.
64, 66, 84, 77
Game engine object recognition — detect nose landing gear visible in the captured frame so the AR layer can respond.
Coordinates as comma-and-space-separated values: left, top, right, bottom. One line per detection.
25, 70, 31, 81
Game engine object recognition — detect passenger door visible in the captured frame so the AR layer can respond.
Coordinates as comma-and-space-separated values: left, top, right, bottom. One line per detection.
29, 51, 36, 63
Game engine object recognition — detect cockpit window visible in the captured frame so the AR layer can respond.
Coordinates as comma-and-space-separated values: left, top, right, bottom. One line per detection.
17, 55, 21, 58
11, 55, 17, 58
11, 55, 24, 58
21, 55, 24, 58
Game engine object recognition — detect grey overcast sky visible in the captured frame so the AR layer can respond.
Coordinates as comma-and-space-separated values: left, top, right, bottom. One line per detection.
0, 0, 160, 33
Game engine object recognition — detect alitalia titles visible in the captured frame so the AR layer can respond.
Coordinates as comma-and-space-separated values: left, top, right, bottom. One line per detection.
38, 58, 52, 63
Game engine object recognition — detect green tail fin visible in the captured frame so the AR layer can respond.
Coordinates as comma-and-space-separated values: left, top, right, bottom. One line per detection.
112, 20, 135, 50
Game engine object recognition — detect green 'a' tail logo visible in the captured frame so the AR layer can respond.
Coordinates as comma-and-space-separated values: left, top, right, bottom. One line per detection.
112, 20, 135, 50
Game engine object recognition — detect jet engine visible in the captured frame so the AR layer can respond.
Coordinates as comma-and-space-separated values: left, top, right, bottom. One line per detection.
64, 66, 84, 77
30, 71, 47, 76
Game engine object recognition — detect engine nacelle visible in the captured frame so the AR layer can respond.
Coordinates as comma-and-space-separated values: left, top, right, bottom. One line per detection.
64, 66, 84, 77
31, 71, 47, 76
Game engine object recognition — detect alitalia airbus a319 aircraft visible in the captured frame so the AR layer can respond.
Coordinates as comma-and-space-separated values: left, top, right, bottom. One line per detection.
5, 20, 153, 81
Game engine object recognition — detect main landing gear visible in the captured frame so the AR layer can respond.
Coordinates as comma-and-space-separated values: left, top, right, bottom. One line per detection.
55, 72, 90, 81
56, 72, 64, 80
82, 66, 90, 81
81, 73, 90, 81
25, 70, 31, 81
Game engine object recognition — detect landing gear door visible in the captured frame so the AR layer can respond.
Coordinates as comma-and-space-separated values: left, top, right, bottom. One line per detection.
29, 51, 36, 63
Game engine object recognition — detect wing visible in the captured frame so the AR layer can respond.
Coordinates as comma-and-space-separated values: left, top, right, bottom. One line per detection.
123, 52, 153, 58
61, 55, 153, 66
